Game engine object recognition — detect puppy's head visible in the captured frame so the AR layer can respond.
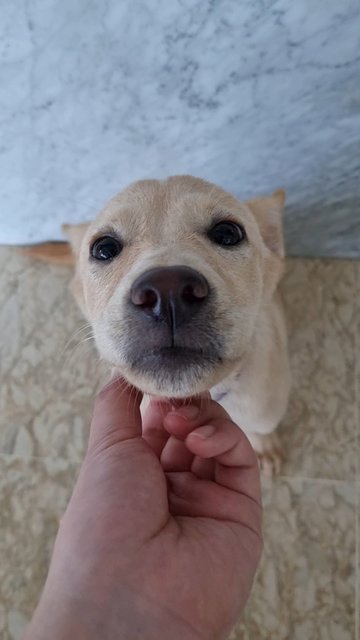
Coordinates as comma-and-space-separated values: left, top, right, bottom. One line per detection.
65, 176, 285, 397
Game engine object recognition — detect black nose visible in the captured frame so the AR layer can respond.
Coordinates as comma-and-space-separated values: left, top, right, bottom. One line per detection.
130, 266, 209, 329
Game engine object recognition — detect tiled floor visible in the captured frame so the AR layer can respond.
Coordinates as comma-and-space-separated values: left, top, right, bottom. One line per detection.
0, 247, 358, 639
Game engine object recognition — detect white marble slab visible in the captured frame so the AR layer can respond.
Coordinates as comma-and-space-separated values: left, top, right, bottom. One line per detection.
0, 0, 359, 256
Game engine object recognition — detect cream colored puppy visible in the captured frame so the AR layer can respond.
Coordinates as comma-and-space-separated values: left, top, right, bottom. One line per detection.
27, 175, 290, 473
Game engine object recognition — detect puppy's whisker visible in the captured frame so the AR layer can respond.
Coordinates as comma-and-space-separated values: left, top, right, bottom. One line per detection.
61, 322, 94, 357
58, 331, 96, 374
77, 335, 96, 346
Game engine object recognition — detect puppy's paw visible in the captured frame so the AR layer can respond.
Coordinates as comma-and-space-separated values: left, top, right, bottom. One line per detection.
246, 432, 284, 477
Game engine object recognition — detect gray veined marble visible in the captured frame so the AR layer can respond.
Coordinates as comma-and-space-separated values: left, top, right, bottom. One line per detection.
0, 0, 359, 256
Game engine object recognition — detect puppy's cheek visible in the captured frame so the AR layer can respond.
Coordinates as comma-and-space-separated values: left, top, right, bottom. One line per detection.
69, 274, 89, 318
218, 330, 246, 362
220, 306, 259, 358
92, 321, 125, 368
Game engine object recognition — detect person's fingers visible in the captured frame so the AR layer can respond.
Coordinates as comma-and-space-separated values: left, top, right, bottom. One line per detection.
185, 419, 261, 505
190, 455, 215, 480
143, 394, 259, 505
88, 378, 143, 453
142, 397, 172, 457
142, 392, 212, 457
166, 472, 262, 538
160, 435, 194, 471
163, 396, 230, 440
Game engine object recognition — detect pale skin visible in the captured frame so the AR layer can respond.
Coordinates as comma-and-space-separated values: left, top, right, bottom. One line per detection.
25, 379, 263, 640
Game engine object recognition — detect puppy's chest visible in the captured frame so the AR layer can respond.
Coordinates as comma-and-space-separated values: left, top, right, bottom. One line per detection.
211, 380, 256, 429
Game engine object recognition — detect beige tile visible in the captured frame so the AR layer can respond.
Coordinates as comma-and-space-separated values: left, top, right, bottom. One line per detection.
0, 247, 108, 460
356, 264, 360, 640
279, 259, 358, 481
0, 454, 78, 640
231, 477, 356, 640
356, 483, 359, 640
356, 262, 360, 484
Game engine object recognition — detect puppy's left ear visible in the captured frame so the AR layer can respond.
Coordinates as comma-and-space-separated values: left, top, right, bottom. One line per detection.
246, 189, 285, 257
62, 222, 90, 257
20, 222, 90, 265
61, 223, 91, 318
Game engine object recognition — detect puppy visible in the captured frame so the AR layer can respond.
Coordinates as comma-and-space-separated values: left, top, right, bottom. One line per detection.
25, 175, 290, 474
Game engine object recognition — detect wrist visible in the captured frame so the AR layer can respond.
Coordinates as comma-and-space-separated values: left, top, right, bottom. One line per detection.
25, 579, 206, 640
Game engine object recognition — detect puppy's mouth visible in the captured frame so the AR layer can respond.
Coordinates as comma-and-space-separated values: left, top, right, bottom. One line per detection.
122, 340, 224, 396
131, 345, 222, 372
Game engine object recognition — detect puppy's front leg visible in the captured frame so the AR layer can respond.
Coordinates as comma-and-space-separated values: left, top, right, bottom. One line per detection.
213, 389, 286, 477
244, 431, 284, 477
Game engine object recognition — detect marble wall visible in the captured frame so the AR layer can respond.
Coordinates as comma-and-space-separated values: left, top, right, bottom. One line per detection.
0, 0, 359, 256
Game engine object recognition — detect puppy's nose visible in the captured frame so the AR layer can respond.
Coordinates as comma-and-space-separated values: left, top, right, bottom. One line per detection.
130, 266, 209, 328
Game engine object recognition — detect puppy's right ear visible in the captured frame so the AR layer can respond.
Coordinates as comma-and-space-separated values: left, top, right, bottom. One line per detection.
21, 222, 90, 265
246, 189, 285, 258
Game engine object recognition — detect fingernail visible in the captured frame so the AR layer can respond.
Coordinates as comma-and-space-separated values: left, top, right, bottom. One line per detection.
190, 425, 216, 439
169, 405, 200, 420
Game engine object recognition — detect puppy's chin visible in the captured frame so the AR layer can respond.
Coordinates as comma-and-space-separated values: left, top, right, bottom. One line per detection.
112, 348, 236, 398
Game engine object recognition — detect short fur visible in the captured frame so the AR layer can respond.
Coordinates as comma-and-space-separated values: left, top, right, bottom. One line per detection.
24, 176, 290, 473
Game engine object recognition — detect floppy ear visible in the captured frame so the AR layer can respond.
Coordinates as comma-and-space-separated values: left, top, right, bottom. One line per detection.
20, 222, 90, 266
246, 189, 285, 257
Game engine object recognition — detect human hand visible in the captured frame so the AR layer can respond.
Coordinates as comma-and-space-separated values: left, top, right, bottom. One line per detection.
26, 379, 262, 640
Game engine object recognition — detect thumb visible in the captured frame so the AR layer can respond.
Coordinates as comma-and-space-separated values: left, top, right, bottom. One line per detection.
88, 378, 143, 453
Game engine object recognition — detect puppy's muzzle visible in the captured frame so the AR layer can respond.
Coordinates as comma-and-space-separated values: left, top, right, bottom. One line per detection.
117, 265, 223, 394
130, 265, 209, 330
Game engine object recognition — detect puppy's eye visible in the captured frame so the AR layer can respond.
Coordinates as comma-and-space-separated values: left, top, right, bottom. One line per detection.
208, 221, 246, 247
90, 236, 122, 261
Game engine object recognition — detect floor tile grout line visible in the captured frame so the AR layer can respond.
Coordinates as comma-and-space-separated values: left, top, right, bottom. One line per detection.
0, 452, 81, 466
265, 474, 357, 486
